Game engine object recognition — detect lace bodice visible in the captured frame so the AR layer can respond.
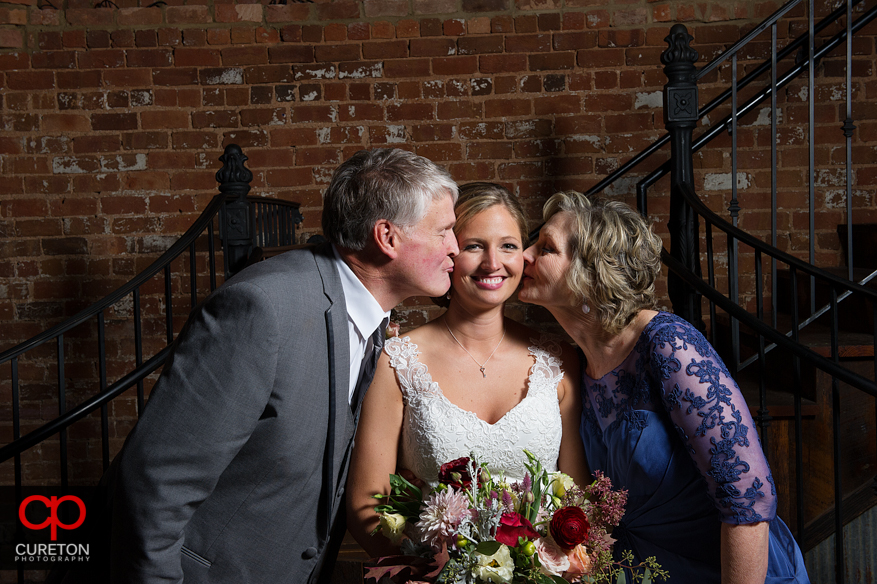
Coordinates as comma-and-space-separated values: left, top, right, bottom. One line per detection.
385, 334, 565, 487
581, 312, 777, 525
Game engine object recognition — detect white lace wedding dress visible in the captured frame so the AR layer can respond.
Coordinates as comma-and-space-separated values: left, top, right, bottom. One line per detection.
384, 334, 566, 487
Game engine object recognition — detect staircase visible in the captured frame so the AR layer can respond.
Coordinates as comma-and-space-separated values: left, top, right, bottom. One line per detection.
2, 1, 877, 583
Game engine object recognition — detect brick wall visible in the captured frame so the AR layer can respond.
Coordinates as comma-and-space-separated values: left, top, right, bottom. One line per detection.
2, 0, 877, 488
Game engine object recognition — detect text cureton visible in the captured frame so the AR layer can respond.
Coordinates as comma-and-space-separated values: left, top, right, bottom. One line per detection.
15, 543, 90, 556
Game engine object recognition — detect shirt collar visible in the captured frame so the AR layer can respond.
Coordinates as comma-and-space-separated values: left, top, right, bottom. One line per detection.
332, 244, 389, 339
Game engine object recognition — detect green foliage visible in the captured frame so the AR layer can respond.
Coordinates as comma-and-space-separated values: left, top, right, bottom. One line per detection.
373, 473, 424, 523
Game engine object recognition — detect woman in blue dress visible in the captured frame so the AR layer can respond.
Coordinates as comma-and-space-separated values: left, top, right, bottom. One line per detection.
519, 191, 809, 583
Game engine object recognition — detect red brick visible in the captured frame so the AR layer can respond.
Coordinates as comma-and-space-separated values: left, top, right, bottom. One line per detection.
484, 98, 531, 117
72, 135, 120, 153
153, 68, 199, 86
269, 45, 314, 64
415, 143, 462, 162
437, 100, 480, 120
553, 31, 597, 51
270, 128, 318, 147
458, 36, 504, 55
443, 19, 465, 36
316, 2, 359, 20
432, 56, 478, 76
122, 131, 169, 150
118, 7, 162, 26
172, 131, 218, 150
529, 52, 575, 70
562, 12, 586, 30
30, 9, 59, 26
167, 6, 211, 24
324, 23, 347, 42
364, 0, 408, 17
78, 49, 125, 69
534, 95, 581, 115
245, 65, 295, 84
31, 51, 77, 69
111, 30, 136, 48
315, 44, 361, 62
387, 103, 434, 121
384, 58, 431, 77
66, 8, 114, 26
174, 48, 221, 67
6, 70, 54, 90
192, 110, 239, 128
363, 40, 408, 60
338, 103, 384, 122
42, 114, 90, 133
256, 27, 281, 44
463, 0, 508, 11
56, 71, 101, 91
0, 51, 28, 69
599, 29, 646, 48
467, 142, 514, 159
141, 111, 189, 130
266, 4, 310, 23
479, 54, 527, 73
91, 113, 138, 131
264, 167, 313, 187
577, 47, 624, 68
221, 46, 268, 66
63, 30, 86, 48
240, 108, 286, 126
409, 37, 454, 57
348, 22, 370, 41
201, 30, 226, 47
291, 105, 335, 123
372, 21, 395, 39
506, 33, 551, 53
458, 121, 503, 139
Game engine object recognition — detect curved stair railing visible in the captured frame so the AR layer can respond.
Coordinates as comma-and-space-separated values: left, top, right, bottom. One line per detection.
0, 144, 301, 492
608, 2, 877, 582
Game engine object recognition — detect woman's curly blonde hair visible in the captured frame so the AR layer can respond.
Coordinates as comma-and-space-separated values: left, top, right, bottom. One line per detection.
544, 191, 663, 335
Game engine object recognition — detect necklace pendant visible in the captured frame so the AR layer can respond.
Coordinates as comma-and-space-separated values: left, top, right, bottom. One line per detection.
480, 367, 486, 378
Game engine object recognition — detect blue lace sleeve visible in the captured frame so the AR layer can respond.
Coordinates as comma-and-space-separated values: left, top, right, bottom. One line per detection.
651, 318, 777, 525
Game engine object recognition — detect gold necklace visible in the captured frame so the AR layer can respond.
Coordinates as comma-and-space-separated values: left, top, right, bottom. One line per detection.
444, 320, 506, 378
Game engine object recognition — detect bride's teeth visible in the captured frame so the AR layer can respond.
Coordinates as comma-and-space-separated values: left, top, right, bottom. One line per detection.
477, 277, 503, 284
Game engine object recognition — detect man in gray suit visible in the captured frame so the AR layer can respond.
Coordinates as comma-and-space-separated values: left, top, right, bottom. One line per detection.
105, 149, 459, 583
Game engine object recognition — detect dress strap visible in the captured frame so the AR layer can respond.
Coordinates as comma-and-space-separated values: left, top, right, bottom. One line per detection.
527, 334, 565, 394
384, 336, 442, 398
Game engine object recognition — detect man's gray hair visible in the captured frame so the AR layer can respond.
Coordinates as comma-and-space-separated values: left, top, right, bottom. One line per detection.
322, 148, 459, 250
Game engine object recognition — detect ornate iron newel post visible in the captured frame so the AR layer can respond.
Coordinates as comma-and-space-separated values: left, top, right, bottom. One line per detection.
662, 24, 705, 331
216, 143, 254, 278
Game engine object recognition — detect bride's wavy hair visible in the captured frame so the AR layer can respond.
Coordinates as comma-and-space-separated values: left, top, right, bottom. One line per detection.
433, 182, 529, 308
543, 192, 663, 335
322, 148, 458, 250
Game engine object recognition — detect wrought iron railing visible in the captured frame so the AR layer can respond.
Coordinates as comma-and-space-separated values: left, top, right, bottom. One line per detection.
0, 144, 301, 494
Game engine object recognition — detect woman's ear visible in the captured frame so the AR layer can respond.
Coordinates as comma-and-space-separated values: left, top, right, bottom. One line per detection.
373, 219, 400, 259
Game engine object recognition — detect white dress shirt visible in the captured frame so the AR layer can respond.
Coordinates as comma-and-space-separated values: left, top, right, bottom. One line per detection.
332, 245, 391, 403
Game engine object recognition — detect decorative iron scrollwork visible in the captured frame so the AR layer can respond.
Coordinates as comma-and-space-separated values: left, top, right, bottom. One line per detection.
216, 144, 254, 190
661, 24, 698, 67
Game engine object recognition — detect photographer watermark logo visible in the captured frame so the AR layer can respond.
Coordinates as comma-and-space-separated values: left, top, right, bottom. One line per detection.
15, 495, 90, 563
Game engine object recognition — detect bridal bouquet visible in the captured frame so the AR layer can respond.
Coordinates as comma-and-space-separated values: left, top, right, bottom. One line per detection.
365, 451, 665, 584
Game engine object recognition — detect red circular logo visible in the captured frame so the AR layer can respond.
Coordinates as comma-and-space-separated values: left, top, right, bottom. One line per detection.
19, 495, 86, 541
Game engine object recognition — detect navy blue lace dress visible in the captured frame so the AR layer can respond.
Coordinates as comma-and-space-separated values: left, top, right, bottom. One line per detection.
580, 312, 809, 583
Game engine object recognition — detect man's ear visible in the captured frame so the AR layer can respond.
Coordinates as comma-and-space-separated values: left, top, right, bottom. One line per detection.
373, 219, 401, 259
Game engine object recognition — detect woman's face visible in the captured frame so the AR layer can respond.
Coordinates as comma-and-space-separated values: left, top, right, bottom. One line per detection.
451, 204, 525, 310
520, 211, 576, 309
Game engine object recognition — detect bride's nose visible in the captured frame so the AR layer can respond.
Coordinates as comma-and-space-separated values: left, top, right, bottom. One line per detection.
481, 249, 501, 271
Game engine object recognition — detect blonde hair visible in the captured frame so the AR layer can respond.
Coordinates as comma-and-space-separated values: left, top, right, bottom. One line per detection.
543, 191, 663, 335
454, 182, 528, 245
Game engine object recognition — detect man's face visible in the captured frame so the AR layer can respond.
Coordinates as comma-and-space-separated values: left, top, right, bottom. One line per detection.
394, 192, 459, 298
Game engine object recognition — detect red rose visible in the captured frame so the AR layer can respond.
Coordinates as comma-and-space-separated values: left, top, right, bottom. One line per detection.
438, 457, 481, 490
549, 506, 589, 550
494, 513, 539, 547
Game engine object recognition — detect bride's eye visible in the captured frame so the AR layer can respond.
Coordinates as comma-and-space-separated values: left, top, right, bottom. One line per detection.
462, 243, 482, 251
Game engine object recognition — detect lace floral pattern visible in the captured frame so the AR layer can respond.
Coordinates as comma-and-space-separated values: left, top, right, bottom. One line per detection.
386, 334, 565, 487
581, 312, 777, 525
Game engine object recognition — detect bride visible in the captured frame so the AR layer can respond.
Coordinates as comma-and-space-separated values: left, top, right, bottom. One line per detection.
346, 182, 590, 556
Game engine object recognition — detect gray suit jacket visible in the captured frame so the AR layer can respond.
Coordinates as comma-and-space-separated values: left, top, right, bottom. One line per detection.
105, 243, 361, 583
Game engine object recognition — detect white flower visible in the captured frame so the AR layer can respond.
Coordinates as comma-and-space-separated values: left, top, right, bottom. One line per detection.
378, 513, 406, 544
549, 472, 576, 498
535, 536, 571, 576
473, 544, 514, 583
416, 488, 471, 548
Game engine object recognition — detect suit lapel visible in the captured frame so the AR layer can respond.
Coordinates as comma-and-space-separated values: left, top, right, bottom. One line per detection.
312, 244, 353, 486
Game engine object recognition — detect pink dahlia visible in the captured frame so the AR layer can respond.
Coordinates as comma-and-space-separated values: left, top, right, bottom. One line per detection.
416, 488, 471, 548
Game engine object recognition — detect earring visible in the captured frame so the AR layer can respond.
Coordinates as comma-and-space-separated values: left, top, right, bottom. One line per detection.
582, 302, 590, 314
